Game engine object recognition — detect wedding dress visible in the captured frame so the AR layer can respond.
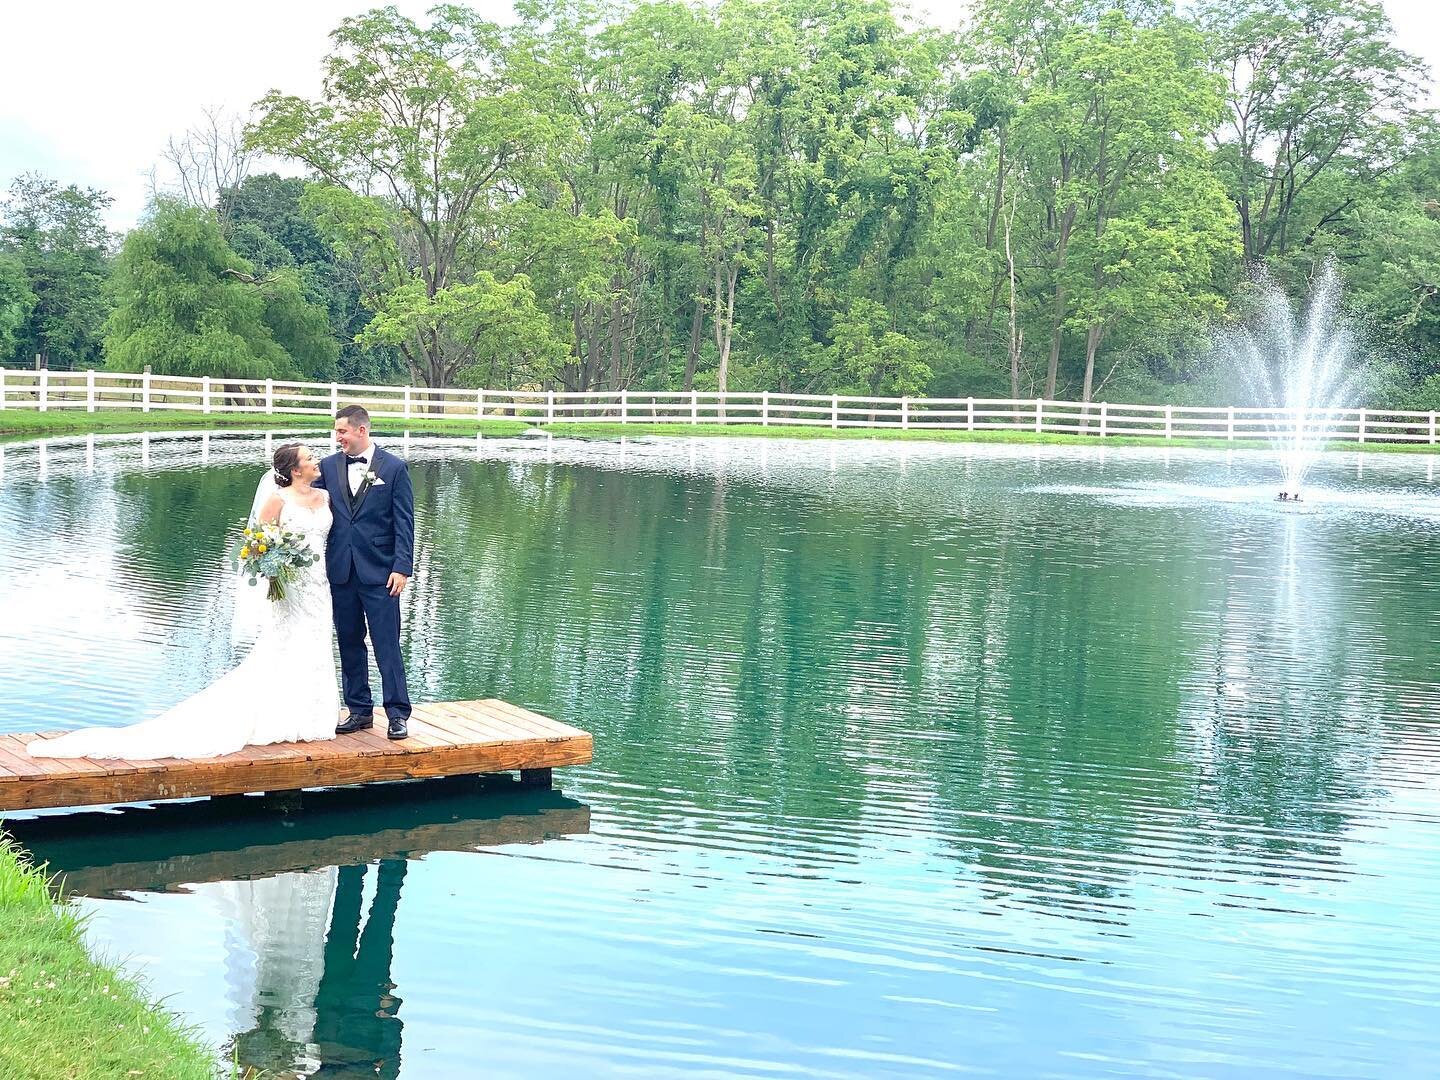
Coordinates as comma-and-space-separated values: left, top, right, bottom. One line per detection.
29, 492, 339, 760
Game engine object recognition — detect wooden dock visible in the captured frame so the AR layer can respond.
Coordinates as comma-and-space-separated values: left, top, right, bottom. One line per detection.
0, 699, 592, 812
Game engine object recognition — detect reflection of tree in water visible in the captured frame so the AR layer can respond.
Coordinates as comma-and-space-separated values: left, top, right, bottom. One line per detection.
413, 458, 1424, 921
17, 445, 1432, 933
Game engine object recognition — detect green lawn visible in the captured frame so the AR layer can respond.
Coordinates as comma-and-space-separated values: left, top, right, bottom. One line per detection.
0, 837, 218, 1079
539, 420, 1440, 455
0, 408, 530, 441
3, 408, 1436, 457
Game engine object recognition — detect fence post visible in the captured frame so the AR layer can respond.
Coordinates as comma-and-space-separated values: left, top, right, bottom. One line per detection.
86, 368, 96, 413
901, 397, 909, 430
1430, 412, 1437, 445
1164, 404, 1173, 440
762, 391, 770, 427
1099, 401, 1108, 437
831, 394, 839, 430
141, 369, 151, 413
690, 391, 698, 425
1358, 409, 1367, 444
476, 388, 485, 419
620, 388, 629, 423
330, 382, 339, 416
39, 368, 49, 412
1034, 397, 1043, 434
1227, 405, 1235, 441
0, 365, 6, 409
201, 376, 211, 415
966, 397, 975, 431
547, 389, 555, 422
402, 386, 412, 420
262, 377, 274, 414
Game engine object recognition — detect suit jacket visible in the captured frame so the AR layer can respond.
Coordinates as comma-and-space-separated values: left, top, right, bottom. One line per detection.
317, 445, 415, 586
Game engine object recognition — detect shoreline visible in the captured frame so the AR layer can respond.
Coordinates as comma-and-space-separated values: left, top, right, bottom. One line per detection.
2, 409, 1437, 456
0, 836, 218, 1078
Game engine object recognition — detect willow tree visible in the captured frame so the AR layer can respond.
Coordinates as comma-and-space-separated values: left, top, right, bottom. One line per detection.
103, 199, 335, 379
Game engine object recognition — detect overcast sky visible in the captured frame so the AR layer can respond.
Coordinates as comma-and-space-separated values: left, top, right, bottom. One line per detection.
2, 0, 1435, 231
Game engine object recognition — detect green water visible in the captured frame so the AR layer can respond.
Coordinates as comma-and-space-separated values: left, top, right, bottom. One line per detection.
1, 431, 1438, 1078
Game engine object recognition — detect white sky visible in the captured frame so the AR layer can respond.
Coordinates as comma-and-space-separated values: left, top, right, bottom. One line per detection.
1, 0, 1435, 231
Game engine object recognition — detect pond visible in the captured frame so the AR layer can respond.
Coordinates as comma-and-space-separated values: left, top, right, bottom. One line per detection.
1, 430, 1438, 1078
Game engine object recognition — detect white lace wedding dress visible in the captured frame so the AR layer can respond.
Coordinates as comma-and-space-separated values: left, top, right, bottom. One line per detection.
29, 496, 339, 761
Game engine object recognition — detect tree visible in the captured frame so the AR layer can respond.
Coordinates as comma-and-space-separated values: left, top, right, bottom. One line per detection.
1198, 0, 1429, 262
220, 173, 406, 384
0, 253, 36, 360
248, 6, 557, 387
358, 270, 569, 391
154, 107, 255, 233
104, 199, 335, 379
0, 173, 113, 369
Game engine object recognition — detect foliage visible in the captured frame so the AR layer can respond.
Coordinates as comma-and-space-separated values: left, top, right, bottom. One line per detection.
12, 0, 1440, 403
0, 174, 113, 369
103, 199, 336, 379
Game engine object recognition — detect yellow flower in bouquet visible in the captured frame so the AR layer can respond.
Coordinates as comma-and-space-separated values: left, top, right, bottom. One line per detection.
232, 519, 321, 601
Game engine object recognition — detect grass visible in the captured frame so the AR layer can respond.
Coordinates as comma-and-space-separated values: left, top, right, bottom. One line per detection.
539, 420, 1440, 455
0, 836, 219, 1079
3, 408, 1436, 457
0, 407, 529, 441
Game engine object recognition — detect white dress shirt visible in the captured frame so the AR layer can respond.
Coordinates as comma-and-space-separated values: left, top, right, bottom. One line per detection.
346, 442, 376, 496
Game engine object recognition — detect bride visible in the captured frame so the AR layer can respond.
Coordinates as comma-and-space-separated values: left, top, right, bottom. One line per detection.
28, 444, 340, 761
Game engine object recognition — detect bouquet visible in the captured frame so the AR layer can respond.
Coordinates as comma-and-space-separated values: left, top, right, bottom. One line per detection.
233, 520, 320, 602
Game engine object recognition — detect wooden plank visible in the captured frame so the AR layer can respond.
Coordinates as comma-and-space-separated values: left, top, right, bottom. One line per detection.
473, 703, 582, 745
424, 702, 519, 743
479, 699, 587, 739
0, 698, 592, 812
450, 701, 545, 741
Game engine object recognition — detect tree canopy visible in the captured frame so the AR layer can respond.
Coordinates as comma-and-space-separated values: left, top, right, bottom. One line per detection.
5, 0, 1438, 409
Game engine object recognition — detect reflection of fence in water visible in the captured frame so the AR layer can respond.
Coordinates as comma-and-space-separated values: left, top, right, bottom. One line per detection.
7, 775, 590, 898
2, 368, 1436, 444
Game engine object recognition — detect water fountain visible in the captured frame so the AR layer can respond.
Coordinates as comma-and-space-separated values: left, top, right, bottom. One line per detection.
1229, 260, 1362, 501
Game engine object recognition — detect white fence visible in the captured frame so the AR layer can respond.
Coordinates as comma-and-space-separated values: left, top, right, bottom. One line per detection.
1, 368, 1437, 445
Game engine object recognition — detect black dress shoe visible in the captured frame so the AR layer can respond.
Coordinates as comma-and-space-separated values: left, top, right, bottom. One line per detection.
336, 713, 374, 734
387, 716, 409, 740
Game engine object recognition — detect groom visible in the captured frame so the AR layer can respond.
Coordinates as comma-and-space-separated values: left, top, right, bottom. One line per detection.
319, 404, 415, 740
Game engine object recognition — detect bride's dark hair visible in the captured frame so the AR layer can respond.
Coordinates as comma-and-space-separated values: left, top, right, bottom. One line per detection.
273, 443, 303, 488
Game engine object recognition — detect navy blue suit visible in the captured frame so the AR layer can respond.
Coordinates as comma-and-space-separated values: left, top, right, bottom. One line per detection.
317, 445, 414, 722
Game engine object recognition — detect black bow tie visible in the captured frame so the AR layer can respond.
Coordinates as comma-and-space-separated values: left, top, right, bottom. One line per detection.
345, 455, 369, 466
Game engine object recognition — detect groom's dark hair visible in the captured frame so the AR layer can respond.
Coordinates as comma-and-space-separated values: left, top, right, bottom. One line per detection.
336, 404, 370, 429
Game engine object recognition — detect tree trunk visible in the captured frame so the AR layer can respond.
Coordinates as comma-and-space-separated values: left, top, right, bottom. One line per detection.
684, 294, 704, 392
1004, 196, 1021, 398
1081, 324, 1101, 404
1045, 200, 1076, 400
608, 292, 624, 390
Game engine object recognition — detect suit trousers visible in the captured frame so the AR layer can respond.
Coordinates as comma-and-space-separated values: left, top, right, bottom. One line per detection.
331, 577, 411, 721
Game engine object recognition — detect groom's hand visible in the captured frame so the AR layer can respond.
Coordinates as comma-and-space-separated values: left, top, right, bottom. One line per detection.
387, 572, 409, 597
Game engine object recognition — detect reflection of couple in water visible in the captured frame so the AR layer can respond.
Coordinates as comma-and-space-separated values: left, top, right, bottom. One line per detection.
231, 859, 407, 1078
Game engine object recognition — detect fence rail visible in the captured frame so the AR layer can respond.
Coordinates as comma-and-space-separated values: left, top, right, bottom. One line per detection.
1, 369, 1436, 446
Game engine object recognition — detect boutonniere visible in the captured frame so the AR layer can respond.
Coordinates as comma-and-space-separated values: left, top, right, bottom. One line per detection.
364, 471, 385, 487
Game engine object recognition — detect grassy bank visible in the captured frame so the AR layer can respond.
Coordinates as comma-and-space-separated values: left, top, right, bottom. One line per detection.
0, 408, 530, 441
540, 421, 1440, 455
0, 838, 216, 1078
3, 409, 1436, 456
